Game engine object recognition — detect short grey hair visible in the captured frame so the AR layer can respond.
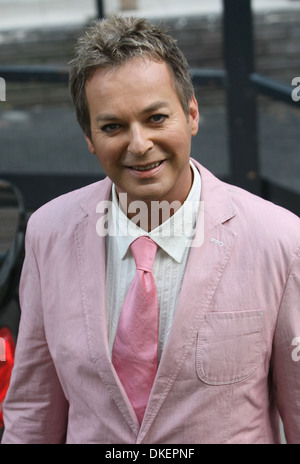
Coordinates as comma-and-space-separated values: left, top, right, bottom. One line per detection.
69, 15, 194, 138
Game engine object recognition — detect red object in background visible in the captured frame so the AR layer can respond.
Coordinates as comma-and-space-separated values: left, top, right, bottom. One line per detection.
0, 328, 15, 429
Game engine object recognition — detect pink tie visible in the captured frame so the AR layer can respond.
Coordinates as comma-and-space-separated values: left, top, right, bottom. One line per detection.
112, 236, 159, 424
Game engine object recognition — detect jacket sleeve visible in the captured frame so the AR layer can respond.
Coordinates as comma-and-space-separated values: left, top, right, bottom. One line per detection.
272, 247, 300, 444
1, 219, 69, 444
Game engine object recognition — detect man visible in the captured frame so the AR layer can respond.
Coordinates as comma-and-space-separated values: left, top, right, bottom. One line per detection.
2, 16, 300, 444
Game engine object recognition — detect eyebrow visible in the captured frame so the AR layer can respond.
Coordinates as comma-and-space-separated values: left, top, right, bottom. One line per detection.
141, 100, 170, 115
95, 100, 170, 123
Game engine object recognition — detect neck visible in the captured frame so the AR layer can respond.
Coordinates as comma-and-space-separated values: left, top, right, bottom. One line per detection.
117, 166, 194, 232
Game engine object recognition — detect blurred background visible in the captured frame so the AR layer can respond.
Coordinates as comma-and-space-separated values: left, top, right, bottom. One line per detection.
0, 0, 300, 442
0, 0, 299, 209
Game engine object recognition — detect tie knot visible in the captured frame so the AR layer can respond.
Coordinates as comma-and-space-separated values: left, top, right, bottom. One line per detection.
130, 236, 157, 272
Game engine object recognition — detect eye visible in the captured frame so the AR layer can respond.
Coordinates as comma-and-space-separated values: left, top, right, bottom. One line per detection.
149, 114, 168, 124
101, 123, 121, 133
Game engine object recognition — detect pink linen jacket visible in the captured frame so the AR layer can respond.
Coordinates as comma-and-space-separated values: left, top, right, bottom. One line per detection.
2, 160, 300, 444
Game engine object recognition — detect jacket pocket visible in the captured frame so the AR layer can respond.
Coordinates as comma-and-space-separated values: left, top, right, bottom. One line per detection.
196, 310, 263, 385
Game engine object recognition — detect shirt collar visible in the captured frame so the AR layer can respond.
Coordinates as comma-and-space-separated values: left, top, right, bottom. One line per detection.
110, 160, 201, 263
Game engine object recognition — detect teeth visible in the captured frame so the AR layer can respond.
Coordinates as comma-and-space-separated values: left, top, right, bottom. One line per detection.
133, 161, 161, 171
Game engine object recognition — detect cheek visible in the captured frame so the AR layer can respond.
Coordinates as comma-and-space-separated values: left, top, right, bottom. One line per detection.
165, 128, 191, 155
92, 136, 120, 163
165, 120, 191, 142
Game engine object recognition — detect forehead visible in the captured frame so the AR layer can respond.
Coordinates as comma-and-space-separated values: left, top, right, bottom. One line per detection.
85, 58, 180, 105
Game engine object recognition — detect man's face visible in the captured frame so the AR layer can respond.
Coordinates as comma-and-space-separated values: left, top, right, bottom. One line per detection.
85, 58, 199, 206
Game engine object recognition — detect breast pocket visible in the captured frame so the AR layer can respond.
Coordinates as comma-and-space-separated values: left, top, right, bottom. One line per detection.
196, 310, 263, 385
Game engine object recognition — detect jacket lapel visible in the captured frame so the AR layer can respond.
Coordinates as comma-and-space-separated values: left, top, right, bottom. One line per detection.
137, 162, 238, 442
74, 178, 140, 435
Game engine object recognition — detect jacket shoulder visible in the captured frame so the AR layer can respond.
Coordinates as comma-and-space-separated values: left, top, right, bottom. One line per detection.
226, 182, 300, 252
26, 178, 111, 240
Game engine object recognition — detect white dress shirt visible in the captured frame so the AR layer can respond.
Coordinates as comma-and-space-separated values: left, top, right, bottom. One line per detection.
105, 161, 201, 360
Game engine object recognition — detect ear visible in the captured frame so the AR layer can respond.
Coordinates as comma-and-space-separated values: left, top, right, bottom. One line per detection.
84, 134, 96, 155
189, 95, 199, 137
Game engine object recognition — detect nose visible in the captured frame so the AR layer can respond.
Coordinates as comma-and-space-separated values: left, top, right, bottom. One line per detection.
127, 123, 154, 156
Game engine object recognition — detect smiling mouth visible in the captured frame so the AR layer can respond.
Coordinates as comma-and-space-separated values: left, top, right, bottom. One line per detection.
130, 161, 163, 171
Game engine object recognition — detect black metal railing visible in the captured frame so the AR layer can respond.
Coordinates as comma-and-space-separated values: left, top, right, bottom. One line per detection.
222, 0, 299, 215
